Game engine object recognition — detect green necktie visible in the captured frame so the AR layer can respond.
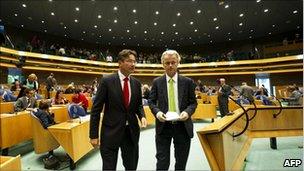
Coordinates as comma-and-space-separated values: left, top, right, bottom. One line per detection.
168, 78, 176, 112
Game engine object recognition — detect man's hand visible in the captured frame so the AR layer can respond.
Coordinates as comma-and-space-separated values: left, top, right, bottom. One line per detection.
156, 112, 166, 122
141, 117, 147, 128
179, 111, 189, 121
90, 138, 100, 148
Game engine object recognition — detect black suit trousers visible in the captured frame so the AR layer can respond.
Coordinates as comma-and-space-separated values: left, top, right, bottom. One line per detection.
100, 126, 139, 170
156, 122, 191, 170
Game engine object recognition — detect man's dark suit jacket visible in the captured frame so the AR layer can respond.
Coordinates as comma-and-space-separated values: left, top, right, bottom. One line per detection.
148, 74, 197, 138
89, 73, 145, 148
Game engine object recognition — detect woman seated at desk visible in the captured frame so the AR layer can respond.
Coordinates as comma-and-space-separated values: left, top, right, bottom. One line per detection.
51, 90, 68, 105
33, 99, 56, 129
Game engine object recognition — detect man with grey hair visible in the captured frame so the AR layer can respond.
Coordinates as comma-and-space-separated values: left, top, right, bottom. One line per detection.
240, 82, 254, 103
218, 78, 232, 117
149, 50, 197, 170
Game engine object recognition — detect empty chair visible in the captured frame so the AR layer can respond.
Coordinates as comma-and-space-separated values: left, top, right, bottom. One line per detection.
67, 104, 86, 119
30, 112, 59, 154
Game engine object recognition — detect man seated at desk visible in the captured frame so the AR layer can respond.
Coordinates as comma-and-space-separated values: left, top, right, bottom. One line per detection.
14, 88, 37, 112
283, 86, 303, 106
33, 99, 56, 129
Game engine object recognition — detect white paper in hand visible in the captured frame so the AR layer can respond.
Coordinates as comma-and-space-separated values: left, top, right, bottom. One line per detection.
165, 112, 180, 121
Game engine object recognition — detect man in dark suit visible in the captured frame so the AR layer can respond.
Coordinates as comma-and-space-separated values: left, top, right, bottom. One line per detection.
148, 50, 197, 170
217, 78, 232, 117
14, 88, 37, 112
240, 82, 254, 103
89, 49, 147, 170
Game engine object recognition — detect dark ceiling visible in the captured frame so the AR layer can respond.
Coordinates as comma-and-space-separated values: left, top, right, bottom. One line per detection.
0, 0, 302, 48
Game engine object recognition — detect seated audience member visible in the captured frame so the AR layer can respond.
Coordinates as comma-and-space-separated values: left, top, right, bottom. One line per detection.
33, 99, 56, 129
14, 88, 37, 112
11, 79, 22, 91
51, 90, 68, 105
283, 86, 303, 106
23, 73, 39, 91
71, 89, 88, 112
64, 84, 75, 94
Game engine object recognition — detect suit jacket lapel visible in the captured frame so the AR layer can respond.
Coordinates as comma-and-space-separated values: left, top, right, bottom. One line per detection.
129, 76, 136, 110
178, 75, 185, 108
114, 73, 126, 110
160, 75, 168, 105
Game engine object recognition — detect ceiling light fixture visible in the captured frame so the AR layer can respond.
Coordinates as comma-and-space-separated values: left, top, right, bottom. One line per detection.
264, 9, 269, 13
172, 23, 176, 27
177, 12, 181, 16
197, 10, 201, 14
22, 4, 26, 8
14, 13, 18, 17
215, 26, 219, 29
132, 9, 136, 13
293, 10, 298, 14
98, 15, 101, 19
74, 19, 78, 23
134, 21, 138, 24
194, 29, 198, 32
190, 21, 194, 25
113, 6, 118, 10
75, 7, 80, 11
114, 19, 117, 23
109, 28, 112, 32
225, 5, 229, 8
51, 12, 55, 16
155, 11, 159, 15
256, 0, 261, 2
239, 13, 244, 17
144, 30, 147, 33
154, 22, 157, 26
213, 17, 217, 21
239, 23, 243, 26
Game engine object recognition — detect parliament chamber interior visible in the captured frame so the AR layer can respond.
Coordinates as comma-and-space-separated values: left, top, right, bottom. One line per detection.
0, 0, 303, 170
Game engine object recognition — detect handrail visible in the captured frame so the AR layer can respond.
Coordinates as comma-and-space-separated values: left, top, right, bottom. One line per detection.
272, 95, 283, 118
228, 96, 250, 138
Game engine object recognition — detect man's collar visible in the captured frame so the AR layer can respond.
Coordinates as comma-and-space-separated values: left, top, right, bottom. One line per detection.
166, 73, 178, 82
118, 70, 130, 81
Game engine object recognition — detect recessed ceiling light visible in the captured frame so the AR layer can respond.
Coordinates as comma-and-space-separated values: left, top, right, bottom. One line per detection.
14, 13, 18, 17
134, 21, 138, 24
109, 28, 112, 32
213, 17, 217, 21
114, 19, 117, 23
108, 42, 111, 45
218, 1, 224, 5
249, 36, 252, 39
194, 29, 198, 32
297, 26, 300, 29
123, 43, 126, 45
208, 34, 211, 37
272, 24, 275, 27
215, 26, 219, 29
127, 29, 130, 32
132, 9, 136, 13
250, 29, 254, 32
51, 12, 55, 16
75, 7, 80, 11
41, 20, 45, 23
98, 15, 101, 19
83, 31, 86, 34
113, 6, 118, 10
177, 12, 181, 16
128, 37, 131, 40
172, 23, 176, 27
21, 24, 24, 27
239, 13, 244, 17
293, 10, 298, 14
197, 10, 201, 14
228, 32, 231, 35
137, 44, 140, 46
44, 30, 47, 33
99, 35, 102, 38
81, 38, 84, 41
264, 9, 269, 13
193, 42, 196, 45
154, 22, 157, 26
268, 32, 271, 35
155, 11, 159, 15
64, 26, 67, 29
239, 23, 243, 26
229, 38, 231, 41
64, 34, 67, 37
175, 32, 178, 35
172, 39, 175, 42
256, 0, 261, 2
74, 19, 78, 23
49, 0, 52, 2
210, 40, 213, 43
190, 21, 194, 25
161, 32, 164, 34
94, 25, 98, 28
225, 5, 229, 8
22, 4, 26, 8
189, 37, 192, 39
144, 30, 147, 34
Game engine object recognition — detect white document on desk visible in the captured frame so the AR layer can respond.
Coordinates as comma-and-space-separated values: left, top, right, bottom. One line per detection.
165, 112, 180, 121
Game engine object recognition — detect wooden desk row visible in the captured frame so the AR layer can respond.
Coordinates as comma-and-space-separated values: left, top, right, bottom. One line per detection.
197, 105, 303, 170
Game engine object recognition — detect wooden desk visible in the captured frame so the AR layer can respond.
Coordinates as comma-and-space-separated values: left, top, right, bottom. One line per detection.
0, 102, 14, 114
48, 119, 93, 164
50, 105, 69, 123
0, 155, 21, 170
208, 95, 218, 106
143, 106, 155, 126
197, 106, 303, 170
192, 104, 217, 122
0, 111, 32, 149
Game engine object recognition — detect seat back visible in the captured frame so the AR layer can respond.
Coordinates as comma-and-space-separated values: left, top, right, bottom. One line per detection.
30, 112, 59, 154
67, 104, 86, 119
